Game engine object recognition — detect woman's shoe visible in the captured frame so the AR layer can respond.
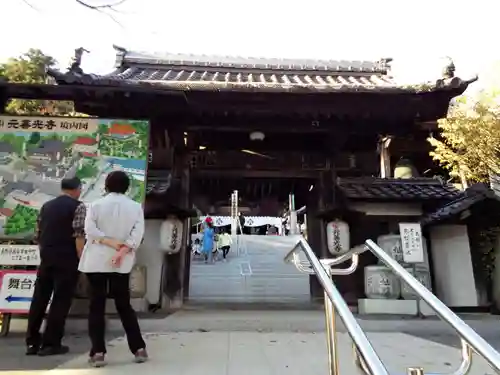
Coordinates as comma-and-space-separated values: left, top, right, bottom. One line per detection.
134, 348, 148, 363
88, 353, 107, 367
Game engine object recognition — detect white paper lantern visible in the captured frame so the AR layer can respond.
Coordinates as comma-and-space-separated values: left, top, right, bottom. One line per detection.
326, 220, 350, 255
159, 216, 183, 254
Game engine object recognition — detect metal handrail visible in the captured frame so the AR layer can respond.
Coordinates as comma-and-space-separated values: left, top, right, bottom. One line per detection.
285, 237, 390, 375
285, 236, 500, 375
365, 239, 500, 372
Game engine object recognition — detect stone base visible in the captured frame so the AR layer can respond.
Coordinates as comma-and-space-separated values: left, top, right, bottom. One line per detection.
358, 298, 418, 315
162, 294, 183, 310
417, 300, 437, 316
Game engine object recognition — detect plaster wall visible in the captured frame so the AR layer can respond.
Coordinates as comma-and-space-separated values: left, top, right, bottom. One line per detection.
429, 225, 478, 307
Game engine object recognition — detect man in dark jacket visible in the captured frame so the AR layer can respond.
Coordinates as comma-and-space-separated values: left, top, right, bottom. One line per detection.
25, 177, 82, 356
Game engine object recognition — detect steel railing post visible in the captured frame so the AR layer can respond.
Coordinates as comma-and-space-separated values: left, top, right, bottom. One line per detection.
322, 263, 340, 375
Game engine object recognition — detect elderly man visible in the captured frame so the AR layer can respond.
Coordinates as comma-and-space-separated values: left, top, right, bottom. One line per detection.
26, 177, 82, 356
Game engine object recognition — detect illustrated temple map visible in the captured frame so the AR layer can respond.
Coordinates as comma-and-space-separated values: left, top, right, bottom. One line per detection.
0, 116, 149, 240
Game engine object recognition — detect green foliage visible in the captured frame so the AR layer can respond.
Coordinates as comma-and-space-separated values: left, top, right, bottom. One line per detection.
76, 162, 98, 180
28, 132, 41, 145
98, 124, 108, 135
0, 49, 75, 115
131, 179, 145, 203
428, 92, 500, 183
0, 133, 26, 155
4, 205, 38, 236
98, 121, 149, 159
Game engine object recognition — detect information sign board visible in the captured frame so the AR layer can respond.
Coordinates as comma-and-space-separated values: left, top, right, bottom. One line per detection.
0, 270, 42, 313
399, 222, 424, 264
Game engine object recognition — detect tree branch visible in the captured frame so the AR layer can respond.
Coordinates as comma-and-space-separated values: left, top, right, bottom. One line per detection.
74, 0, 126, 27
20, 0, 41, 12
18, 0, 130, 28
74, 0, 127, 10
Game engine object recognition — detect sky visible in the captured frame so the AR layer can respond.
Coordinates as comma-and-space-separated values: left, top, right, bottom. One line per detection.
1, 0, 500, 91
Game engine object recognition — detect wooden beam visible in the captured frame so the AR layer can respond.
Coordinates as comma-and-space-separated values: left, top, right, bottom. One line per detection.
192, 169, 318, 178
378, 136, 392, 178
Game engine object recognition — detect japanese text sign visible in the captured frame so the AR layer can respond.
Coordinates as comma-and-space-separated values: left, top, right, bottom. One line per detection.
0, 245, 40, 266
0, 271, 43, 313
399, 222, 424, 264
0, 116, 97, 133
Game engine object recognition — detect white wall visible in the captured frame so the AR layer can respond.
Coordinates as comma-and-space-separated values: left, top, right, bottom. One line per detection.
348, 202, 423, 216
430, 225, 479, 307
136, 219, 165, 305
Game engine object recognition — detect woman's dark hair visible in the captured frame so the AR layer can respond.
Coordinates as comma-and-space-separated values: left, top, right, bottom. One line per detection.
105, 171, 130, 194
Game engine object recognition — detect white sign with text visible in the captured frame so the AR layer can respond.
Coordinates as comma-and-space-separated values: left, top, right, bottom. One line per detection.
0, 271, 42, 313
0, 245, 40, 266
399, 222, 424, 264
0, 116, 97, 133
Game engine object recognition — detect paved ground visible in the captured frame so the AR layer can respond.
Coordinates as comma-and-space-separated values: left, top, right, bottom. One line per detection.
2, 311, 500, 374
189, 235, 310, 304
2, 331, 498, 375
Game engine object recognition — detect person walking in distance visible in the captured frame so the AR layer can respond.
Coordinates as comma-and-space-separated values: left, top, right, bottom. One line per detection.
238, 212, 246, 235
26, 177, 83, 356
218, 230, 233, 261
201, 217, 215, 263
74, 171, 147, 367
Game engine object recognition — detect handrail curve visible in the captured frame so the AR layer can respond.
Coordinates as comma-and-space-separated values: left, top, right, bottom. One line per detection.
365, 239, 500, 373
286, 237, 390, 375
285, 236, 500, 375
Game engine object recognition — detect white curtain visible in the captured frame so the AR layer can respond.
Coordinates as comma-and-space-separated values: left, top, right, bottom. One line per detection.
200, 216, 282, 228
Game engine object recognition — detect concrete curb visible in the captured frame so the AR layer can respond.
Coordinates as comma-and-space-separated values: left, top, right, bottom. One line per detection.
5, 310, 500, 336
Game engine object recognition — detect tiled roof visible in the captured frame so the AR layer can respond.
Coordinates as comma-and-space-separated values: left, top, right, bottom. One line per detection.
0, 208, 13, 217
109, 123, 135, 135
46, 46, 476, 94
115, 47, 390, 73
421, 183, 500, 225
337, 177, 461, 201
74, 137, 96, 145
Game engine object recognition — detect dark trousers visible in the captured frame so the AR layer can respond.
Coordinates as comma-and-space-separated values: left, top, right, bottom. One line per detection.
221, 246, 230, 258
86, 272, 145, 356
26, 262, 79, 348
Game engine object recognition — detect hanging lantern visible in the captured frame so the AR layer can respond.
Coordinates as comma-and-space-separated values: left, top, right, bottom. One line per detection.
326, 219, 350, 255
159, 216, 183, 254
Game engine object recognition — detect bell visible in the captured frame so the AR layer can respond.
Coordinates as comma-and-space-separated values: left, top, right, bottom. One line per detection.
394, 159, 419, 179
